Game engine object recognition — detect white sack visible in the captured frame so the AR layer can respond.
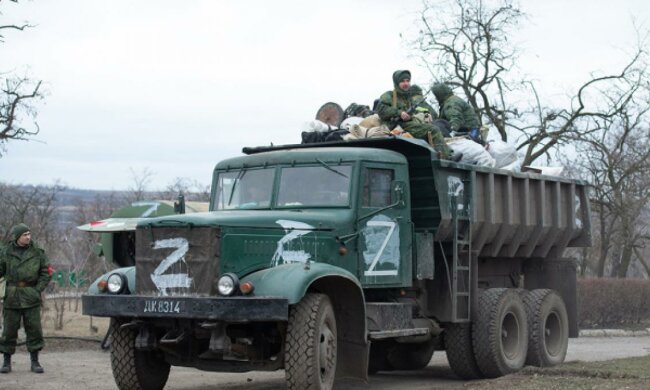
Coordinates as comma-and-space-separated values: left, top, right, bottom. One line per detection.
339, 116, 363, 130
538, 166, 565, 176
500, 159, 521, 172
486, 140, 518, 168
299, 119, 337, 133
448, 138, 496, 167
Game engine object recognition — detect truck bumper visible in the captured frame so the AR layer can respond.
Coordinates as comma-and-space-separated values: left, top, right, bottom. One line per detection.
82, 294, 289, 322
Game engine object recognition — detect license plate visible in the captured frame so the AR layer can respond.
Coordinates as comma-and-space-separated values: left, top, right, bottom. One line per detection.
142, 299, 184, 314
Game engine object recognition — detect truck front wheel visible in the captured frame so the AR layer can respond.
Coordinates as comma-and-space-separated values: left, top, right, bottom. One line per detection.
472, 288, 528, 378
285, 293, 337, 390
110, 319, 170, 390
445, 323, 483, 379
523, 289, 569, 367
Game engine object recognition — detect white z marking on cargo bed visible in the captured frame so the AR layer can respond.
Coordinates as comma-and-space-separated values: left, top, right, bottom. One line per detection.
150, 238, 192, 296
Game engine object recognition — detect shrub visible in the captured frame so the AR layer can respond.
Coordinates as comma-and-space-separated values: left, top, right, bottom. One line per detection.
578, 278, 650, 329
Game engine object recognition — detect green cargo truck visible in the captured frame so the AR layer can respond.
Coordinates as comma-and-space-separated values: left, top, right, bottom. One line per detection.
82, 137, 591, 390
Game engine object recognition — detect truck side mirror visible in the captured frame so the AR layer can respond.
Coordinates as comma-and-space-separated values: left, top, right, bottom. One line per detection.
392, 181, 406, 209
174, 193, 186, 214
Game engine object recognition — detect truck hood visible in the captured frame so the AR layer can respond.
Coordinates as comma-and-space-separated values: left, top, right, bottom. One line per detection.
138, 209, 355, 231
134, 209, 358, 282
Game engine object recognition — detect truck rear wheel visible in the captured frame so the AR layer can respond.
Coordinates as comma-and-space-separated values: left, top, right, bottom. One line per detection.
472, 288, 528, 378
110, 319, 170, 390
285, 293, 337, 390
445, 323, 483, 379
523, 289, 569, 367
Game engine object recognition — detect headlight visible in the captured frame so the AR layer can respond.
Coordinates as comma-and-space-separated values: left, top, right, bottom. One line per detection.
107, 273, 127, 294
217, 273, 239, 296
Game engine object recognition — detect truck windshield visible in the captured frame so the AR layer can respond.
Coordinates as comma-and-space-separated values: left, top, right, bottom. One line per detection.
277, 165, 352, 207
214, 168, 274, 210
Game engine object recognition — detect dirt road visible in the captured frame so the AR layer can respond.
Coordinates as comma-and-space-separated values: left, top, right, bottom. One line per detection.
1, 337, 649, 390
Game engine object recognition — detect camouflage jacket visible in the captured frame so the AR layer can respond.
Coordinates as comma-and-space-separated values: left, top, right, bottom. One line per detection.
376, 85, 437, 124
431, 84, 479, 132
0, 241, 51, 309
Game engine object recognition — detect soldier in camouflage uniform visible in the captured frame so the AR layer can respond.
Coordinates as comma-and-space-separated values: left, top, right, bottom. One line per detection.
431, 83, 480, 136
377, 70, 455, 159
0, 223, 51, 374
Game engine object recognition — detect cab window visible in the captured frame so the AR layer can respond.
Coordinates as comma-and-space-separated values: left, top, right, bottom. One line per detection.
363, 168, 394, 207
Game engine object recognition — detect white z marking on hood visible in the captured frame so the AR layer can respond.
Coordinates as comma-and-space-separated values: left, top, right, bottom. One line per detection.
271, 220, 315, 266
150, 237, 192, 296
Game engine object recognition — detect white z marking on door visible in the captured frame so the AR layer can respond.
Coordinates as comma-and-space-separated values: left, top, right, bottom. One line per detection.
364, 220, 398, 276
150, 238, 192, 296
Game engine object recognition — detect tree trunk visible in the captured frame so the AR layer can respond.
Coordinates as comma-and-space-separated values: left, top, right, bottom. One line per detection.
616, 244, 634, 278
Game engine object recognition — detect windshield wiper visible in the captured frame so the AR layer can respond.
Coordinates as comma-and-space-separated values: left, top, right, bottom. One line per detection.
317, 159, 348, 178
228, 168, 248, 206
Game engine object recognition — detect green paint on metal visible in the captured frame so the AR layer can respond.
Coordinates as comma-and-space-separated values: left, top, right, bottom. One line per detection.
242, 262, 361, 304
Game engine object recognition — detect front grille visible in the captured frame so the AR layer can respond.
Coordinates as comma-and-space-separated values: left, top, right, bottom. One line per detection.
135, 226, 220, 296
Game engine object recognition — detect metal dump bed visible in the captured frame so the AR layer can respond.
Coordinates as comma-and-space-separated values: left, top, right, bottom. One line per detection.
429, 160, 591, 259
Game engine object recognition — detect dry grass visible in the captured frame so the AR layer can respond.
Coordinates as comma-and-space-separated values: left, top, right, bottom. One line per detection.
40, 297, 110, 339
464, 355, 650, 389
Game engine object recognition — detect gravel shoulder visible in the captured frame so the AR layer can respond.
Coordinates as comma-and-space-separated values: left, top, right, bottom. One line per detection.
1, 336, 648, 390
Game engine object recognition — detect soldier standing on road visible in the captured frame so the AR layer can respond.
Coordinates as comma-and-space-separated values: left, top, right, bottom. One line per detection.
431, 82, 481, 141
377, 70, 457, 160
0, 223, 51, 374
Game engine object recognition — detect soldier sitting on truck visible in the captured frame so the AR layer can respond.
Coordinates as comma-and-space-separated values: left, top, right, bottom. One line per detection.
377, 70, 457, 160
431, 82, 482, 143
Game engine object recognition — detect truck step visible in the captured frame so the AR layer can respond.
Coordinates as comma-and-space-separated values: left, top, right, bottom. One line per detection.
368, 327, 430, 340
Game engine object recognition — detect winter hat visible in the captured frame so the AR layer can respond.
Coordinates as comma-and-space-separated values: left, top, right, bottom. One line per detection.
392, 70, 411, 87
10, 223, 30, 242
431, 83, 453, 103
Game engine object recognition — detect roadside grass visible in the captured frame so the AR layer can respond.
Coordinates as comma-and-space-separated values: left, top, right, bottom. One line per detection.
465, 355, 650, 389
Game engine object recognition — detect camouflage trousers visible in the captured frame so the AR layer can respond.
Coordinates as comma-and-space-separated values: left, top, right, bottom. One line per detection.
0, 306, 44, 354
401, 121, 453, 159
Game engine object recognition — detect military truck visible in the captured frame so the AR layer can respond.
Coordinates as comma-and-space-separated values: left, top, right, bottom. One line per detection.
82, 137, 591, 390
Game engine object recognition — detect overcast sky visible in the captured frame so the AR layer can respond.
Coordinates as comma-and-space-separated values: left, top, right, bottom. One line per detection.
0, 0, 648, 191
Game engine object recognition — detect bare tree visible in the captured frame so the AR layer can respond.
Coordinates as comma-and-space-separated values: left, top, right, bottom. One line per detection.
158, 177, 210, 202
412, 0, 648, 166
0, 182, 66, 246
124, 166, 155, 203
567, 87, 650, 278
0, 0, 45, 156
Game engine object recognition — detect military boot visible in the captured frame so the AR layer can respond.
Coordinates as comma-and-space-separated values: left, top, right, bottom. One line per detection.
30, 351, 44, 374
0, 353, 10, 373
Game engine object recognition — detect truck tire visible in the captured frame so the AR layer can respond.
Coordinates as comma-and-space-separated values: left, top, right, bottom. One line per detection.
523, 289, 569, 367
110, 319, 170, 390
386, 340, 435, 370
285, 293, 337, 390
444, 323, 483, 379
472, 288, 528, 378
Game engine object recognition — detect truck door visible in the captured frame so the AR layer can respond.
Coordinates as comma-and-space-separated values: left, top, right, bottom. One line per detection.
357, 163, 412, 287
